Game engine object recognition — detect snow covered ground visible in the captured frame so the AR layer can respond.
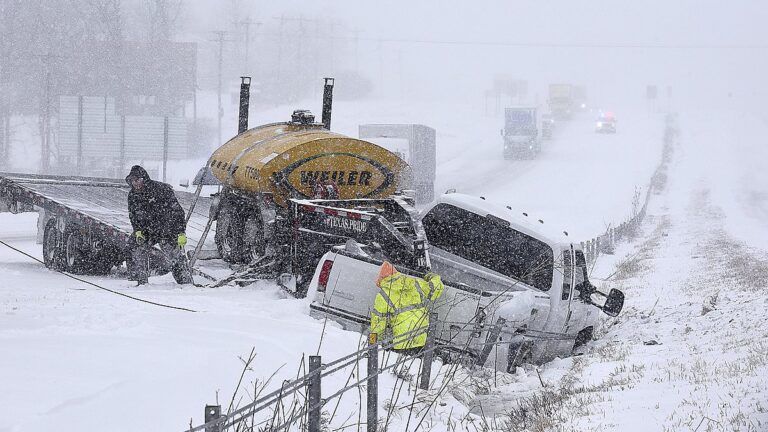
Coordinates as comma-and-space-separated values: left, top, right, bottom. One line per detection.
2, 100, 766, 431
460, 111, 768, 431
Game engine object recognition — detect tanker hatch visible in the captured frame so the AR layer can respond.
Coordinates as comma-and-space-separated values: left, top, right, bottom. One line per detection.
290, 110, 316, 125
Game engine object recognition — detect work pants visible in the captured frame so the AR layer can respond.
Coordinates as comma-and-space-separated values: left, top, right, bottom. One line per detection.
128, 237, 193, 284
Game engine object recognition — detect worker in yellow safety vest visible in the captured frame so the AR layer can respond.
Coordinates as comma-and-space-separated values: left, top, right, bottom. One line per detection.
370, 261, 445, 356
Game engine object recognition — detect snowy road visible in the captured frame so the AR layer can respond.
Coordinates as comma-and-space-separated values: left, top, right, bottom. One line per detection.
329, 100, 664, 240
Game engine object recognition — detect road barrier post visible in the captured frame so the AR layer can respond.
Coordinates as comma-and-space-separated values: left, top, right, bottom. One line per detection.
204, 405, 222, 432
419, 312, 439, 390
308, 355, 322, 432
367, 334, 379, 432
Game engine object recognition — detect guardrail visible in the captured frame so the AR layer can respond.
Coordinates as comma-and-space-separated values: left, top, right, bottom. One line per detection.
581, 112, 678, 263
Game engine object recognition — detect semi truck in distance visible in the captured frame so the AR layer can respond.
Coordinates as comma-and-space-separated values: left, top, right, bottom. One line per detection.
501, 106, 541, 159
548, 84, 575, 120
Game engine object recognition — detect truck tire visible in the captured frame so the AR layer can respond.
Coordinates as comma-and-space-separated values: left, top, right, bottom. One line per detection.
88, 246, 121, 275
242, 214, 266, 263
216, 203, 267, 264
215, 205, 247, 263
63, 227, 92, 274
42, 219, 65, 271
507, 339, 534, 373
573, 327, 594, 352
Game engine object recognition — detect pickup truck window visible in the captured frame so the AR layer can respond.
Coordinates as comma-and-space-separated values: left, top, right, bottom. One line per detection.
562, 251, 572, 300
422, 204, 554, 291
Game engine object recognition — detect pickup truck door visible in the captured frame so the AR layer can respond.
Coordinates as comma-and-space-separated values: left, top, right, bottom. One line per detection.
537, 247, 576, 361
567, 250, 597, 335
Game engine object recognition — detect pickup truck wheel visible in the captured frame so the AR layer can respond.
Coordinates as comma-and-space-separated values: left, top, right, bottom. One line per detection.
42, 219, 65, 271
573, 327, 594, 352
507, 339, 534, 373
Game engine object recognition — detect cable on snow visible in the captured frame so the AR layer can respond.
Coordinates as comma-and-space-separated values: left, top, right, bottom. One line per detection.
0, 239, 198, 313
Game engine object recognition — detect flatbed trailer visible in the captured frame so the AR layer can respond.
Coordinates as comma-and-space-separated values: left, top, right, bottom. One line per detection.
0, 172, 216, 277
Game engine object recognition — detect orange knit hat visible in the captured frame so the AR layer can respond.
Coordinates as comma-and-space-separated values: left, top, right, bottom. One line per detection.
376, 261, 398, 287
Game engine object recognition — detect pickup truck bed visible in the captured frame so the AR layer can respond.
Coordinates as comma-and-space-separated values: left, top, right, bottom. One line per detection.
308, 248, 548, 368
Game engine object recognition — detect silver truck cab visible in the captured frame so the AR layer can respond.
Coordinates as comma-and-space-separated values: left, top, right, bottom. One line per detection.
421, 193, 604, 367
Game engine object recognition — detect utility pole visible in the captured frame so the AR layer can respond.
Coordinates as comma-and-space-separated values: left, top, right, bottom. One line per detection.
210, 31, 232, 146
192, 45, 198, 154
278, 16, 317, 100
233, 17, 262, 75
328, 21, 338, 77
35, 53, 63, 173
273, 15, 285, 85
351, 28, 362, 75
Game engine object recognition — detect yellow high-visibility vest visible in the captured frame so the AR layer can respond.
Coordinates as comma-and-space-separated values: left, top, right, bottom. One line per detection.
370, 272, 444, 350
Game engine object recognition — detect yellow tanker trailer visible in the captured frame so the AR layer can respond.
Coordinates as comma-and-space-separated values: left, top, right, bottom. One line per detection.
209, 110, 412, 264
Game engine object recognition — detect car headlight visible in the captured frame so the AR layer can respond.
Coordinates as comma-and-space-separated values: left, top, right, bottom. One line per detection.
597, 122, 603, 127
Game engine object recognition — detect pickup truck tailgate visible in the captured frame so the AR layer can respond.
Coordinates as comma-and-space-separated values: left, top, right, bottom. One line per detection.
311, 251, 509, 353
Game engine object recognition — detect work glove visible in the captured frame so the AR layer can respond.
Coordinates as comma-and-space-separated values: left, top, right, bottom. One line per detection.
177, 233, 187, 249
423, 271, 437, 281
134, 230, 146, 244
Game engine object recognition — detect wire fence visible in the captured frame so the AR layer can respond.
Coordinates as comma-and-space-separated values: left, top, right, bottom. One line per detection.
581, 112, 678, 263
185, 112, 680, 432
185, 306, 561, 432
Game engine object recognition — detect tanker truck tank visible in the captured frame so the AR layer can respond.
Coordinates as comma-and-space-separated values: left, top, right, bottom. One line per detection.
210, 110, 412, 263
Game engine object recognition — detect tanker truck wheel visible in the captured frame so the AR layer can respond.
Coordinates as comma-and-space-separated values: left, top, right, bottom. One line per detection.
242, 214, 267, 263
215, 207, 267, 264
215, 207, 247, 263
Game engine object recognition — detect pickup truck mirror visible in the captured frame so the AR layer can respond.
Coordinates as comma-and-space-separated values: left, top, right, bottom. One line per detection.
602, 288, 624, 317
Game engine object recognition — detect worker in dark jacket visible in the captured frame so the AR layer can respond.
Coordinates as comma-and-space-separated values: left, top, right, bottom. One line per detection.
125, 165, 193, 285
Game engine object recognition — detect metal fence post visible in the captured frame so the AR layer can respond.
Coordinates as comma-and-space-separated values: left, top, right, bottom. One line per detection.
162, 116, 169, 183
119, 115, 125, 174
77, 95, 83, 173
367, 335, 379, 432
204, 404, 221, 432
419, 312, 438, 390
308, 355, 322, 432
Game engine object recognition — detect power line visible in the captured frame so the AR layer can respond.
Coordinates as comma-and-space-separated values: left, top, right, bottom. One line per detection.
248, 32, 768, 50
210, 31, 235, 146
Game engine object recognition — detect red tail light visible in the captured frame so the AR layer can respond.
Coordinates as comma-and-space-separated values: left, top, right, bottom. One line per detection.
317, 260, 334, 292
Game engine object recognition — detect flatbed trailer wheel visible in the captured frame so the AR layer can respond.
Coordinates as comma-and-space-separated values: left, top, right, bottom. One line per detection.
88, 246, 121, 275
64, 227, 91, 274
42, 219, 65, 271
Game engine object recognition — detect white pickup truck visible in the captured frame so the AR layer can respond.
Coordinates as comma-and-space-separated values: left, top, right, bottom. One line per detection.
305, 193, 624, 372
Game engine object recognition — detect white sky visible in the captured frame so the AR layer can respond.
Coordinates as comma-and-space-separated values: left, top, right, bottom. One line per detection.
181, 0, 768, 111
